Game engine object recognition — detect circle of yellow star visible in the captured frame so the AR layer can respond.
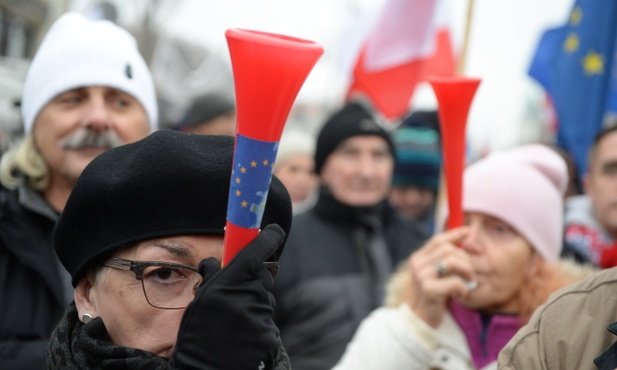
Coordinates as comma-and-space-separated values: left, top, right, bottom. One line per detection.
569, 7, 582, 26
250, 161, 257, 167
262, 160, 269, 166
241, 201, 248, 207
235, 177, 241, 184
582, 50, 604, 75
240, 167, 247, 173
563, 32, 579, 53
235, 190, 241, 196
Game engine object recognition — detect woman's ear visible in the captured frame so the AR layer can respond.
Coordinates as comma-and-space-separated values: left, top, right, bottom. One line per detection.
526, 252, 544, 279
74, 273, 98, 323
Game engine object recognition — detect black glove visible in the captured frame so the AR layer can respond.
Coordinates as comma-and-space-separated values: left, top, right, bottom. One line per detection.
169, 224, 285, 370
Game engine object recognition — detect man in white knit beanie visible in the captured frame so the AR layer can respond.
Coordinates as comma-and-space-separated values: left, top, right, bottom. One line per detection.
0, 12, 157, 369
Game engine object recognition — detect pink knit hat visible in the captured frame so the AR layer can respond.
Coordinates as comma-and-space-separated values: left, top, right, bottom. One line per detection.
463, 144, 567, 262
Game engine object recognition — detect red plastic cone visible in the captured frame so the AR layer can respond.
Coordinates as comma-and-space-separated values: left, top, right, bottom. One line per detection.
428, 75, 480, 230
223, 29, 323, 265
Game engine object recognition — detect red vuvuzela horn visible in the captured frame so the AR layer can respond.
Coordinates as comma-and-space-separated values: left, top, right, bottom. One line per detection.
428, 75, 480, 231
222, 29, 323, 265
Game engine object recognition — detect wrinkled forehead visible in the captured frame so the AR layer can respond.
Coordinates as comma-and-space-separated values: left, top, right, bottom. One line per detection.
114, 235, 225, 265
53, 85, 138, 98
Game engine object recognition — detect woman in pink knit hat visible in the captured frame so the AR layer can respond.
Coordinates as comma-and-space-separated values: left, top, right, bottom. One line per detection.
332, 144, 595, 370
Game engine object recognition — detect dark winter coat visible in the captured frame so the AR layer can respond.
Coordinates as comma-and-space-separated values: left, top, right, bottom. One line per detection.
272, 189, 427, 370
0, 185, 71, 369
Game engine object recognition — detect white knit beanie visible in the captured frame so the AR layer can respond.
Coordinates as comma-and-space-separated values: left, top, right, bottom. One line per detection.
21, 12, 158, 133
274, 130, 316, 170
463, 144, 567, 262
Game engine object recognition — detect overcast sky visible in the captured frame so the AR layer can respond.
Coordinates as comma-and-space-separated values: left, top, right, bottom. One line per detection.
157, 0, 575, 151
153, 0, 575, 152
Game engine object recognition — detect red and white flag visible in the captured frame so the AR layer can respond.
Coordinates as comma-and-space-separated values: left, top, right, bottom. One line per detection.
347, 0, 456, 122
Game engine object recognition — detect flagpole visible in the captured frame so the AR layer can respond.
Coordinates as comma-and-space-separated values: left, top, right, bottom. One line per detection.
457, 0, 475, 74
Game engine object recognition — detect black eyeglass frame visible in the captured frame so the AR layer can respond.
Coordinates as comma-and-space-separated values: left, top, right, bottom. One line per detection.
102, 256, 201, 310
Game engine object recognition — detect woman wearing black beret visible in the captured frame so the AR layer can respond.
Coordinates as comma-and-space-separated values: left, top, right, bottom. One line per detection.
47, 130, 292, 370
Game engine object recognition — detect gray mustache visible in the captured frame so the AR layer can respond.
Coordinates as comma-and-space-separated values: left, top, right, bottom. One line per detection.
61, 129, 125, 149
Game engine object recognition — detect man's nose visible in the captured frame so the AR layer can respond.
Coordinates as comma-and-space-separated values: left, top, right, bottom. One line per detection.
357, 154, 379, 176
82, 96, 111, 132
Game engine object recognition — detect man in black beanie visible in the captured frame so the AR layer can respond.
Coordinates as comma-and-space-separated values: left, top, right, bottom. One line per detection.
272, 101, 427, 370
48, 130, 292, 370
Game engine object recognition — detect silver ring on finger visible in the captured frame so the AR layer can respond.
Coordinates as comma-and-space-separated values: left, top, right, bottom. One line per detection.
435, 261, 447, 277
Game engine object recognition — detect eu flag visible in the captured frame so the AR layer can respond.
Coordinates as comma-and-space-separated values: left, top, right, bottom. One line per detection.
227, 134, 278, 229
528, 0, 617, 180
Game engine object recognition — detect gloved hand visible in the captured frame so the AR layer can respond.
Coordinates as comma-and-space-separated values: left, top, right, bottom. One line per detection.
169, 224, 285, 370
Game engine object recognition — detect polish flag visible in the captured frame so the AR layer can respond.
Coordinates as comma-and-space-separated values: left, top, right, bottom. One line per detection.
347, 0, 456, 122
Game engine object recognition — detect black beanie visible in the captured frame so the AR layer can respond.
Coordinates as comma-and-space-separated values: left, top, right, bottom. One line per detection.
314, 101, 395, 174
178, 92, 235, 130
54, 130, 292, 286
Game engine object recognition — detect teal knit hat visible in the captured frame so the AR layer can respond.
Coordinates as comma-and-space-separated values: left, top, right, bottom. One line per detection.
391, 111, 441, 189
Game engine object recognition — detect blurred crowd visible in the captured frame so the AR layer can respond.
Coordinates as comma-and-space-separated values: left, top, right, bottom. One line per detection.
3, 10, 617, 370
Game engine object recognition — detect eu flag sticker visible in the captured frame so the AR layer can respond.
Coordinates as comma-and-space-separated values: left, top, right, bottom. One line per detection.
227, 134, 279, 229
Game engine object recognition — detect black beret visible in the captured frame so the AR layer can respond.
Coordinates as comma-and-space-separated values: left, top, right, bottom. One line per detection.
54, 130, 291, 286
314, 101, 395, 175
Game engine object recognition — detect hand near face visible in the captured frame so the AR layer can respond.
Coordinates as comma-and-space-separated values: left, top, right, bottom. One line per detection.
407, 227, 476, 328
170, 225, 285, 370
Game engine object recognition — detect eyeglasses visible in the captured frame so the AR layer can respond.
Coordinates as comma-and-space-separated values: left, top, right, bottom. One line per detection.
102, 257, 202, 310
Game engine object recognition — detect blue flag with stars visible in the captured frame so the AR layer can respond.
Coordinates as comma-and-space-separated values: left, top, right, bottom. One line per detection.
227, 134, 278, 229
528, 0, 617, 180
